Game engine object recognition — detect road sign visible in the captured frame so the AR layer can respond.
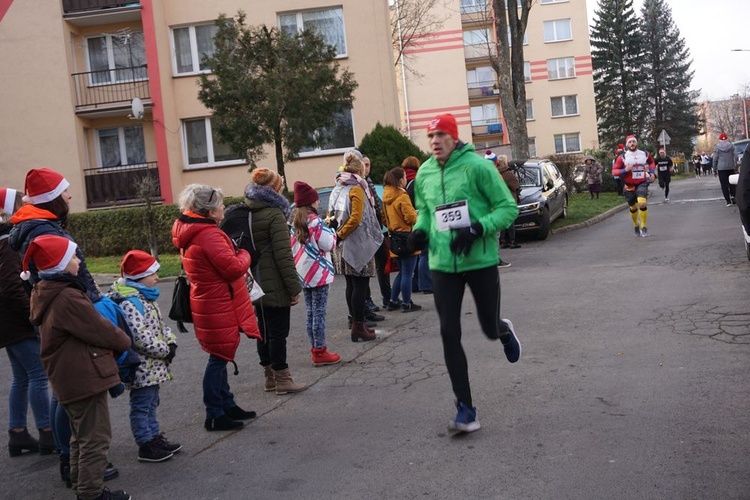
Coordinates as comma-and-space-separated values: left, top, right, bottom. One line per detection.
658, 129, 671, 145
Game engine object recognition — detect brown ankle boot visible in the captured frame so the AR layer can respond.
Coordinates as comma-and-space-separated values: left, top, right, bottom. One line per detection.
351, 321, 376, 342
263, 365, 275, 392
273, 368, 306, 394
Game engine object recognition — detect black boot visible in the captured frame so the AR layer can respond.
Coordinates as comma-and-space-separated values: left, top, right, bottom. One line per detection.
8, 429, 38, 457
38, 428, 55, 455
204, 415, 244, 431
224, 405, 257, 420
60, 453, 72, 488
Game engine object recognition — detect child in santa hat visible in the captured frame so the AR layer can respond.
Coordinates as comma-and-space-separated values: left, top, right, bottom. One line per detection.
24, 234, 132, 500
108, 250, 180, 463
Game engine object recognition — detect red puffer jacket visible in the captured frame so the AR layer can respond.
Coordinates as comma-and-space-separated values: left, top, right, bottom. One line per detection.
172, 213, 261, 361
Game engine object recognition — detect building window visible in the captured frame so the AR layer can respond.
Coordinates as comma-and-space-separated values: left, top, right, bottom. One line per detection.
467, 66, 495, 89
547, 57, 575, 80
171, 24, 219, 75
86, 32, 147, 85
299, 109, 356, 156
540, 0, 568, 4
470, 104, 499, 126
551, 95, 578, 117
543, 19, 572, 42
183, 118, 243, 167
279, 7, 347, 57
507, 27, 528, 45
460, 0, 486, 13
524, 61, 531, 82
526, 100, 534, 120
97, 126, 146, 168
528, 137, 537, 157
554, 133, 581, 154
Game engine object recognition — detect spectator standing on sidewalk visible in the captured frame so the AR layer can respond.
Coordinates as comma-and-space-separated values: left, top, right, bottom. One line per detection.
408, 114, 521, 433
613, 144, 625, 196
583, 155, 604, 200
713, 133, 738, 206
485, 152, 520, 265
655, 148, 674, 202
361, 156, 387, 322
403, 156, 432, 294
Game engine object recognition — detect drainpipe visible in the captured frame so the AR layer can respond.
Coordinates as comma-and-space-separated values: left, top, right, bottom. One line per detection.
395, 0, 411, 138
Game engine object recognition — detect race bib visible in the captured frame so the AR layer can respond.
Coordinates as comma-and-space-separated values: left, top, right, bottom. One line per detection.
659, 166, 667, 171
435, 201, 470, 231
632, 170, 645, 179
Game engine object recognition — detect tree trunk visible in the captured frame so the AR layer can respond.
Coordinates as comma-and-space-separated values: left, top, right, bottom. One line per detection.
273, 123, 287, 193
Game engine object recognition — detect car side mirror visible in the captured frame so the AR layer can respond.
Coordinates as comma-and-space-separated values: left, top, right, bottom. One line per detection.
546, 180, 554, 190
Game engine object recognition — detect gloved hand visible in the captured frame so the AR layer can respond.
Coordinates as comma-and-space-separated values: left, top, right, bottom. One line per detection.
108, 382, 125, 399
407, 230, 428, 252
165, 343, 177, 364
450, 223, 484, 256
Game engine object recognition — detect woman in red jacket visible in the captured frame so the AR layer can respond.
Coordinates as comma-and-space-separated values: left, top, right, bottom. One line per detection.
172, 184, 261, 432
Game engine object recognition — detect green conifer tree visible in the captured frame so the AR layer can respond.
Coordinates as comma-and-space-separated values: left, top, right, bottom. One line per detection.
358, 123, 428, 183
640, 0, 699, 156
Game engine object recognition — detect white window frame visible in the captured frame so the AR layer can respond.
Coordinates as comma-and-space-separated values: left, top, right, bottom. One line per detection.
85, 32, 147, 86
278, 7, 347, 58
554, 133, 581, 154
95, 125, 146, 169
543, 19, 572, 43
528, 137, 537, 158
524, 61, 531, 82
460, 0, 486, 14
507, 27, 528, 46
467, 66, 495, 89
540, 0, 568, 4
298, 109, 356, 158
470, 104, 499, 126
550, 95, 579, 117
170, 23, 218, 76
547, 57, 576, 80
182, 117, 244, 169
526, 100, 534, 121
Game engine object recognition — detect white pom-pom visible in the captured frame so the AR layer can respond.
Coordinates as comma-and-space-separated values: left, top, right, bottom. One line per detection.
20, 271, 31, 281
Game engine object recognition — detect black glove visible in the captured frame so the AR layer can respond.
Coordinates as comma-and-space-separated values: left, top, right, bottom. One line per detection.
450, 223, 484, 256
108, 382, 125, 399
327, 218, 339, 231
165, 343, 177, 364
407, 230, 428, 252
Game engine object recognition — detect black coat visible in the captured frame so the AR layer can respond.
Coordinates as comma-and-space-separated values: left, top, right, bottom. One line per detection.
0, 228, 36, 349
736, 143, 750, 212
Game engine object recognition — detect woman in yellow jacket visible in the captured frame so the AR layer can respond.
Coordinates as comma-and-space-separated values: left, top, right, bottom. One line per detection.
382, 167, 421, 313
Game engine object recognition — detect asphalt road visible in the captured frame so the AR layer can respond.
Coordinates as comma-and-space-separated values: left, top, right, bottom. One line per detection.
1, 175, 748, 499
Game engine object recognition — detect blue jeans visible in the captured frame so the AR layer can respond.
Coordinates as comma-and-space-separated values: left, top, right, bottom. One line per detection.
203, 355, 237, 419
7, 338, 50, 430
418, 250, 432, 292
51, 394, 71, 454
129, 385, 160, 445
304, 286, 329, 349
391, 255, 418, 305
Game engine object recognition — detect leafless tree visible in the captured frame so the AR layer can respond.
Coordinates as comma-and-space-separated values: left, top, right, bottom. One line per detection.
708, 96, 746, 142
135, 175, 161, 259
390, 0, 450, 77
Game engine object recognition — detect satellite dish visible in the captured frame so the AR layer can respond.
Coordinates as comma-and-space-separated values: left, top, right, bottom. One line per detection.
130, 98, 144, 120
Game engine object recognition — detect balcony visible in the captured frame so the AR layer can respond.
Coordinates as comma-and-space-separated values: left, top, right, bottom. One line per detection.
84, 162, 160, 209
468, 84, 499, 100
63, 1, 142, 27
471, 122, 503, 137
72, 66, 150, 115
464, 44, 496, 62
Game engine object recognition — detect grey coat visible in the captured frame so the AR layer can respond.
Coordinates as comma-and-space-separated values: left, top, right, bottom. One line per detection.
713, 140, 736, 171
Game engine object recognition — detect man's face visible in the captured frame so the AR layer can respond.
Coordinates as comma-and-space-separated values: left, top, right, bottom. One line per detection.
627, 141, 638, 152
659, 151, 666, 158
428, 130, 456, 164
363, 158, 371, 177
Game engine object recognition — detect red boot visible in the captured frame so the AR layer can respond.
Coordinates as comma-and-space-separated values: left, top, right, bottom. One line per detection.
311, 347, 341, 366
351, 321, 376, 342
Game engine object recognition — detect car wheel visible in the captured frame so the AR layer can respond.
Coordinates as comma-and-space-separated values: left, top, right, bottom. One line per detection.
536, 206, 550, 240
560, 195, 568, 219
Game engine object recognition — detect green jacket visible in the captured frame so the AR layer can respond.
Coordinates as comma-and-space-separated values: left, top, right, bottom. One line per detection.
413, 143, 518, 273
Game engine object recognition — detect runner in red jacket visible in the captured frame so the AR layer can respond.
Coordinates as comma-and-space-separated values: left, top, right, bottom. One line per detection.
612, 135, 656, 237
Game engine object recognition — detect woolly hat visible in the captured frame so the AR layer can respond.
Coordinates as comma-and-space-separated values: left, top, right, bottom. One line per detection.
719, 132, 728, 141
20, 234, 77, 281
251, 168, 283, 192
23, 168, 70, 204
0, 188, 18, 216
120, 250, 160, 281
625, 135, 637, 146
293, 181, 319, 207
426, 114, 459, 140
484, 150, 498, 162
616, 144, 625, 152
658, 147, 666, 154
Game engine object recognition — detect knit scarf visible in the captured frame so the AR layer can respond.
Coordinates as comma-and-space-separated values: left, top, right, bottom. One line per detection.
335, 171, 374, 207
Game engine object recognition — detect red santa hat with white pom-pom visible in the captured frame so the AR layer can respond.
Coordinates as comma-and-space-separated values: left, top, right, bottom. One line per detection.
0, 188, 18, 216
20, 234, 77, 281
119, 250, 159, 283
23, 168, 70, 204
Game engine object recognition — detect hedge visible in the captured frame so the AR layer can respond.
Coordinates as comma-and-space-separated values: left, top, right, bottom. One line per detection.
67, 196, 246, 257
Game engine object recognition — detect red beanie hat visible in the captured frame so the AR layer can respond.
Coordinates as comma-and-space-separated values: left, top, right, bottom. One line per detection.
0, 188, 18, 216
20, 234, 77, 281
616, 144, 625, 151
293, 181, 319, 207
23, 168, 70, 204
426, 114, 459, 140
625, 135, 637, 146
719, 132, 728, 141
120, 250, 160, 281
251, 168, 283, 192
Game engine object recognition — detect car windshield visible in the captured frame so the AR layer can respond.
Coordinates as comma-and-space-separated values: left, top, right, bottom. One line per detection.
516, 166, 542, 188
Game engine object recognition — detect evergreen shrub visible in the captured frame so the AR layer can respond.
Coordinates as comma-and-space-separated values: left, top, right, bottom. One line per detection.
358, 123, 428, 183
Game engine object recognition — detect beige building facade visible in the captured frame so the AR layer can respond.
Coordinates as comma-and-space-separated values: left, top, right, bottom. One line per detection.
395, 0, 598, 159
0, 0, 400, 212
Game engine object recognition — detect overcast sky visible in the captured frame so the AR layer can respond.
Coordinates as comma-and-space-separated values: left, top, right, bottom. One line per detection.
585, 0, 750, 100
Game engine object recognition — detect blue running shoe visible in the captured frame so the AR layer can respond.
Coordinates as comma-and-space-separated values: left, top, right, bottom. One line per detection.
448, 402, 480, 433
501, 319, 521, 363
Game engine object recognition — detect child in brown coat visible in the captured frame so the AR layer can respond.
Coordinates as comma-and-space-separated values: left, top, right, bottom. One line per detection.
25, 235, 132, 500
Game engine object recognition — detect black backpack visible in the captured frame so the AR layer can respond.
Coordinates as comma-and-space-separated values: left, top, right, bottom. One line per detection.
219, 203, 261, 269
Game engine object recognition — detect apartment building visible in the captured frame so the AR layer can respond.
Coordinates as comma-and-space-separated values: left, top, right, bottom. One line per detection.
0, 0, 399, 212
396, 0, 598, 159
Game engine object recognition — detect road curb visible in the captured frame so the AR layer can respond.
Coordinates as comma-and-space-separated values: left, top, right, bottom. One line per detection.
550, 202, 629, 235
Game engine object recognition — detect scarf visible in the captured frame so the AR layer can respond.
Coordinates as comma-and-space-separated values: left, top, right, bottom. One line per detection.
111, 279, 160, 302
335, 171, 374, 207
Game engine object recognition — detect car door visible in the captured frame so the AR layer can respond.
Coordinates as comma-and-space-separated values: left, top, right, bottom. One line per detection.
543, 163, 563, 219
